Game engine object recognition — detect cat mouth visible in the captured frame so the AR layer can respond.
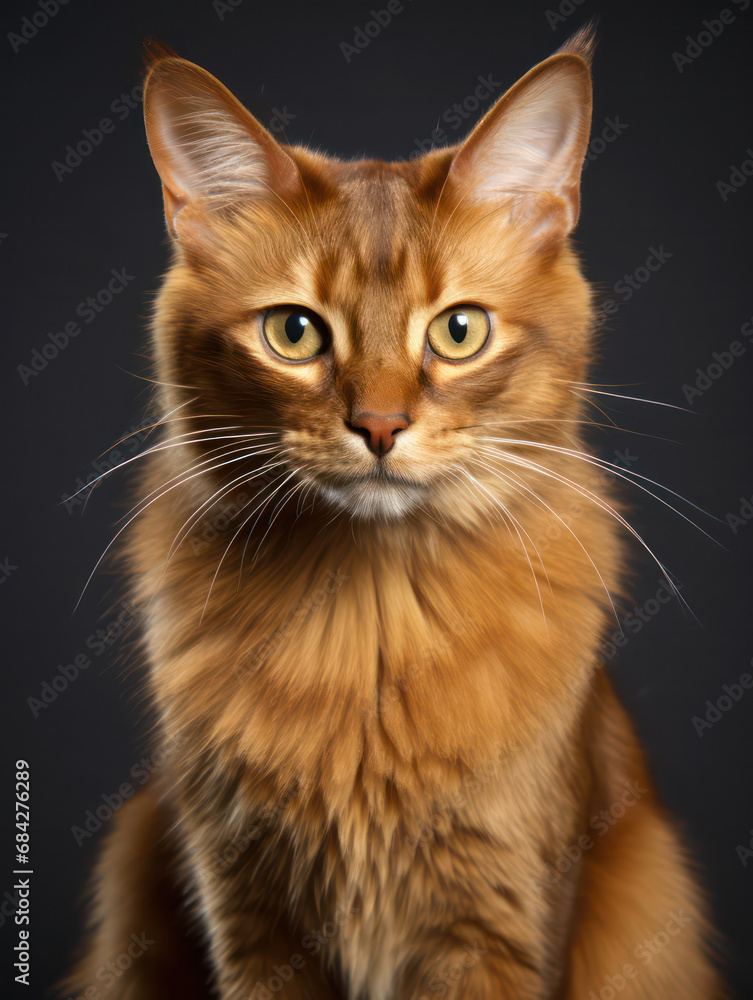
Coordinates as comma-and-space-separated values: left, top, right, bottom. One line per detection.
357, 469, 425, 487
316, 471, 428, 520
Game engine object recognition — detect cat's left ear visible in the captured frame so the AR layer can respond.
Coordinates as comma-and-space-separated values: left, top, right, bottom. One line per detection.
448, 27, 594, 244
143, 54, 300, 239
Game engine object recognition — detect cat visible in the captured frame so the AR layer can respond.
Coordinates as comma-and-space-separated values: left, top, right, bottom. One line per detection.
65, 27, 725, 1000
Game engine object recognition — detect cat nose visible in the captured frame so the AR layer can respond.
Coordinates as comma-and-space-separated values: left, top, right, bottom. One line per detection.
347, 411, 411, 456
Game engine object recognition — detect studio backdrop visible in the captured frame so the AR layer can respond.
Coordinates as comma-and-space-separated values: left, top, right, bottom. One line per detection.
1, 0, 751, 997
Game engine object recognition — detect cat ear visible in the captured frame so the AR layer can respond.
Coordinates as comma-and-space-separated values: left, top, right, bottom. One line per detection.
448, 29, 594, 243
143, 55, 300, 237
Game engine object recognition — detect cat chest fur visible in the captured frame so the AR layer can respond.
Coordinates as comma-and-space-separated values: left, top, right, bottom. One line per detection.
146, 520, 601, 994
170, 697, 584, 1000
147, 516, 604, 801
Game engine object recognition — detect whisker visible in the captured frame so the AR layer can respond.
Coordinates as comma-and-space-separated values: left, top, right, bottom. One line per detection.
74, 447, 280, 612
567, 384, 694, 414
296, 476, 319, 520
117, 444, 281, 524
110, 410, 276, 452
479, 447, 690, 614
458, 466, 549, 628
166, 455, 291, 561
445, 465, 497, 532
94, 397, 199, 457
476, 437, 722, 534
462, 461, 553, 592
569, 387, 618, 427
314, 497, 347, 538
453, 417, 678, 445
111, 367, 199, 390
140, 458, 294, 609
248, 477, 309, 570
472, 454, 619, 627
287, 476, 318, 542
202, 469, 301, 619
66, 429, 278, 504
136, 456, 293, 617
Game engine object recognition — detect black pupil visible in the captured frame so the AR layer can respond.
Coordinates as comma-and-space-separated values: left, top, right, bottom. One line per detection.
448, 313, 468, 343
285, 313, 308, 343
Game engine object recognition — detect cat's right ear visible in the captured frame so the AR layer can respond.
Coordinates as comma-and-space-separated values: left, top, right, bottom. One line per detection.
447, 27, 594, 247
143, 56, 300, 239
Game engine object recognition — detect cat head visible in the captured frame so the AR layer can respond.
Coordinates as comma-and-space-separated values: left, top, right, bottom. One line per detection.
143, 30, 595, 525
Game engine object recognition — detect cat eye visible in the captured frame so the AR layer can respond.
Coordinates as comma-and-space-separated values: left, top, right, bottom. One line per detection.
427, 306, 490, 360
263, 306, 329, 361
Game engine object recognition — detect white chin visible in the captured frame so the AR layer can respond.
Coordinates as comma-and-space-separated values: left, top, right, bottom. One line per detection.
319, 479, 425, 520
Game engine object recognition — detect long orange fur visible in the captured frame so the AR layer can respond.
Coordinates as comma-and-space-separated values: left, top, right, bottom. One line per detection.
65, 28, 725, 1000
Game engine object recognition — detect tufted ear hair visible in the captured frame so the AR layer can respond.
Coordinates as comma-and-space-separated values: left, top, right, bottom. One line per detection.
143, 53, 300, 237
448, 26, 595, 243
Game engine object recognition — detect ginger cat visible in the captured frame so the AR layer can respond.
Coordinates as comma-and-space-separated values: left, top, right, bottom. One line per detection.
66, 28, 724, 1000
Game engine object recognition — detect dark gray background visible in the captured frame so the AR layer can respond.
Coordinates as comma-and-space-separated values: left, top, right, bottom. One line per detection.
1, 0, 752, 996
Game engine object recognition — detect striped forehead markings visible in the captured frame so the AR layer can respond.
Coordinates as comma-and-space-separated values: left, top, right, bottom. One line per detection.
305, 170, 448, 355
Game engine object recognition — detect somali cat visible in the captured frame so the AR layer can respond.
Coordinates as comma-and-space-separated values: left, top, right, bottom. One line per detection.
66, 27, 724, 1000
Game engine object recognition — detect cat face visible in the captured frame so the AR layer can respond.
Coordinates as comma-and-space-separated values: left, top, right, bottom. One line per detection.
144, 33, 594, 523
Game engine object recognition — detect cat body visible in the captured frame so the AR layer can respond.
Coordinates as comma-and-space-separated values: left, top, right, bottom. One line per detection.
67, 30, 724, 999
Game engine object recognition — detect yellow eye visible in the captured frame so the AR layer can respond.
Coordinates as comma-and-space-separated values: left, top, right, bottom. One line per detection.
427, 305, 490, 360
263, 306, 328, 361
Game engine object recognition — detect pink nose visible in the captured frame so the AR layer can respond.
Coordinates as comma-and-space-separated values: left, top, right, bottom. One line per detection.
347, 411, 411, 455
